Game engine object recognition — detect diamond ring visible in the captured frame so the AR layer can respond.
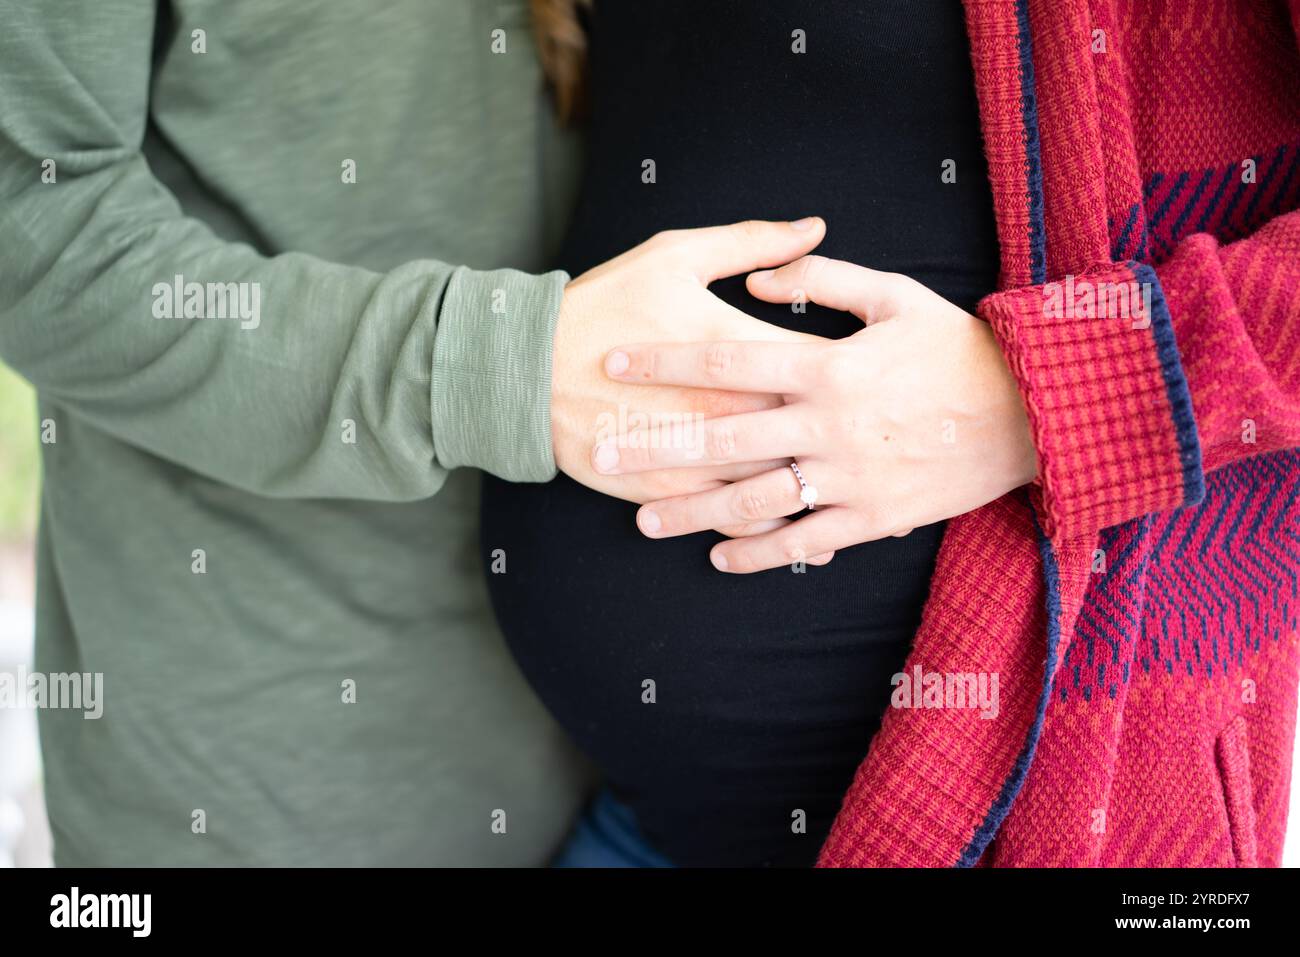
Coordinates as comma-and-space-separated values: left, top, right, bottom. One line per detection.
789, 461, 818, 511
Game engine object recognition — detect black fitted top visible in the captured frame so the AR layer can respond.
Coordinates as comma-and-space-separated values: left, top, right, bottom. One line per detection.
482, 0, 999, 866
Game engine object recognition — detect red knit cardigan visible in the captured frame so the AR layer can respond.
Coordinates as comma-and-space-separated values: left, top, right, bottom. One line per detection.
818, 0, 1300, 867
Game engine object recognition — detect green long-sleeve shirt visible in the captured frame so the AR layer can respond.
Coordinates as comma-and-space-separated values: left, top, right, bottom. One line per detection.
0, 0, 591, 864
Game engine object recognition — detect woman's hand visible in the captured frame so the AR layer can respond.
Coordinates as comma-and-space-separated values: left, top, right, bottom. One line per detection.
590, 256, 1039, 572
550, 219, 825, 509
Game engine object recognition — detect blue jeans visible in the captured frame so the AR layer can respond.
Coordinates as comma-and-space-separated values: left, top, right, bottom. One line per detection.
550, 788, 676, 868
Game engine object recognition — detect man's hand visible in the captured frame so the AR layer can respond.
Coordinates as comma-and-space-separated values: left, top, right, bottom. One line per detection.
551, 219, 826, 509
590, 256, 1039, 571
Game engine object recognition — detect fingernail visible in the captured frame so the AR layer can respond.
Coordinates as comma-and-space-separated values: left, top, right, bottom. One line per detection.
749, 269, 774, 282
639, 508, 661, 535
711, 550, 728, 571
790, 217, 817, 231
594, 442, 620, 473
605, 350, 630, 376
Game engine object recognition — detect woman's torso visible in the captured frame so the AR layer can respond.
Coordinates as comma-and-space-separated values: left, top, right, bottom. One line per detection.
482, 0, 1000, 866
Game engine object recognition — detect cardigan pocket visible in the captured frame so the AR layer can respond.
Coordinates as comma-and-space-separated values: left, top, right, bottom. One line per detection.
1215, 715, 1258, 868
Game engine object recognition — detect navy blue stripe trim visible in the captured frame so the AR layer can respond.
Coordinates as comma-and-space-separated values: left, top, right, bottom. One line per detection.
954, 4, 1055, 866
1217, 162, 1256, 241
1170, 168, 1216, 243
1241, 143, 1288, 234
1193, 165, 1235, 236
1271, 144, 1300, 212
1129, 261, 1205, 506
1149, 170, 1190, 232
1013, 0, 1047, 285
956, 500, 1062, 867
1112, 201, 1140, 261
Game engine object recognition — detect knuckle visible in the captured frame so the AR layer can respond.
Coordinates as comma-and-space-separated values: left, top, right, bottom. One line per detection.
783, 540, 809, 564
705, 422, 739, 460
703, 342, 735, 380
734, 486, 770, 521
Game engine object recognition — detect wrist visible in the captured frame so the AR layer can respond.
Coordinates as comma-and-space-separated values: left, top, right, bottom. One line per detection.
968, 313, 1040, 490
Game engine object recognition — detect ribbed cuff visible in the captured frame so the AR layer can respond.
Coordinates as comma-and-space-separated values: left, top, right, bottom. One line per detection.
979, 262, 1204, 541
430, 266, 567, 482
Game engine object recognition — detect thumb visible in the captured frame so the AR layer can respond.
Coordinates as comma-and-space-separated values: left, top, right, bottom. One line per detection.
675, 217, 826, 284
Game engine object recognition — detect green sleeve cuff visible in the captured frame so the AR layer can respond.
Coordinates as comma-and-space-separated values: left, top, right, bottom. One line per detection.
430, 266, 567, 482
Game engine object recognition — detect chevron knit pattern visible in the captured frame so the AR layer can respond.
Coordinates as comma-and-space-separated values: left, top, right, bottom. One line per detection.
817, 0, 1300, 867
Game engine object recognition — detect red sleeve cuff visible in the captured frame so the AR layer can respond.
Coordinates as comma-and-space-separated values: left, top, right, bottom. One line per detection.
979, 262, 1204, 540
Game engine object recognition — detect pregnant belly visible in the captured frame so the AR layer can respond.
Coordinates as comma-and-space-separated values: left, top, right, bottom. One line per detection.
480, 469, 943, 866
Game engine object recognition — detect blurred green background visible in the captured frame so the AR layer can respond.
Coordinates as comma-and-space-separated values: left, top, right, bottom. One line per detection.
0, 360, 39, 544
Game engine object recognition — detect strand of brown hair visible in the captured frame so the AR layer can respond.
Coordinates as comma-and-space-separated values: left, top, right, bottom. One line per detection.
529, 0, 592, 125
